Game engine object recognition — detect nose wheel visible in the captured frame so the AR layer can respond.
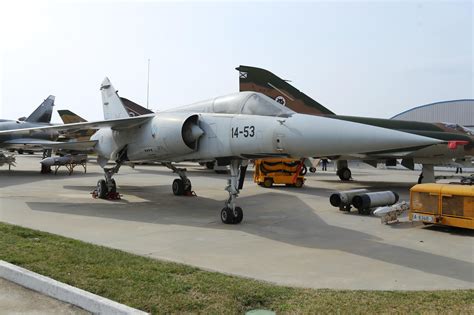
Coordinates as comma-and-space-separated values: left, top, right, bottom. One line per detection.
221, 206, 243, 224
221, 160, 247, 224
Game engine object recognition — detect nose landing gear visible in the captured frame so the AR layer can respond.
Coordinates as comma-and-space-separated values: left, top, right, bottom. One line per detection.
221, 160, 246, 224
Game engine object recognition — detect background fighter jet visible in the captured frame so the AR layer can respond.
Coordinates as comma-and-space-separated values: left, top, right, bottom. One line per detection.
236, 65, 473, 183
0, 95, 58, 154
58, 98, 153, 140
0, 77, 441, 224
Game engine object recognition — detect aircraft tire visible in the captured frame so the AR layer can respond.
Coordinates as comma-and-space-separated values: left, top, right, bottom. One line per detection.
109, 179, 117, 193
233, 207, 243, 224
338, 167, 352, 181
309, 167, 316, 173
172, 178, 184, 195
221, 207, 234, 224
97, 179, 108, 199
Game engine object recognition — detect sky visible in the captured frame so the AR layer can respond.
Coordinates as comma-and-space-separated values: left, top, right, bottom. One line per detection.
0, 0, 472, 123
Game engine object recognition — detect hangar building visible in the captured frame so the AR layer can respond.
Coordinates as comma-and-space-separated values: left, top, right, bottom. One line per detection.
391, 99, 474, 130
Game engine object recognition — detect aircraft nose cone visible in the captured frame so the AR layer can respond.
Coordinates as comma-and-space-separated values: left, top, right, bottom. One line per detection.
281, 114, 442, 157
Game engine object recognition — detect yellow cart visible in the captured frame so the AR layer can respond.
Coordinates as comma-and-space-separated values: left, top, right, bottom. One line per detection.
254, 158, 306, 188
410, 183, 474, 229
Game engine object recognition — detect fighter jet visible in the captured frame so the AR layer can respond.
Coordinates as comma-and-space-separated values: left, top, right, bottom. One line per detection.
58, 99, 154, 141
0, 77, 441, 224
236, 65, 474, 183
0, 95, 57, 154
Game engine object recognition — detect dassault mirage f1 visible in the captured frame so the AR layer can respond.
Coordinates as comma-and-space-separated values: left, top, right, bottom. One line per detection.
236, 65, 473, 183
0, 78, 441, 224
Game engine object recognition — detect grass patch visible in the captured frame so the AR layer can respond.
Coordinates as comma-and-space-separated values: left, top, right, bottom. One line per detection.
0, 222, 472, 314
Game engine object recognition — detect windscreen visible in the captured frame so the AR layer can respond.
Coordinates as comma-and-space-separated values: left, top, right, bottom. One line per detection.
442, 123, 474, 136
241, 93, 295, 117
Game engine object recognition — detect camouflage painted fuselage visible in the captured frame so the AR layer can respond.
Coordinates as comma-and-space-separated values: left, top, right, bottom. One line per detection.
0, 120, 58, 148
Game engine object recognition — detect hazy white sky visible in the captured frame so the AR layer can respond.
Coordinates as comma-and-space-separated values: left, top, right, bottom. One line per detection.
0, 0, 472, 122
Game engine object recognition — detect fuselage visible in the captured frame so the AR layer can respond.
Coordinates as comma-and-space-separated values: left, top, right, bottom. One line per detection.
0, 120, 58, 144
90, 111, 440, 166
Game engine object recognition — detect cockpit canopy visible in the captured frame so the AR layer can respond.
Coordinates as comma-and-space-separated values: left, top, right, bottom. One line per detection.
170, 92, 295, 118
441, 122, 474, 136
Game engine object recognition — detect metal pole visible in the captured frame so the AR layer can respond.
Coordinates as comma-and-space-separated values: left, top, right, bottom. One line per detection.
146, 58, 150, 109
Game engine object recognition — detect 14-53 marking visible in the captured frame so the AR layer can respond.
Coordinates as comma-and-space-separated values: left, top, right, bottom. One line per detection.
231, 126, 255, 138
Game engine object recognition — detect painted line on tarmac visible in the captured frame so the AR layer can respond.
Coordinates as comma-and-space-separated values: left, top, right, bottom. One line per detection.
0, 260, 148, 315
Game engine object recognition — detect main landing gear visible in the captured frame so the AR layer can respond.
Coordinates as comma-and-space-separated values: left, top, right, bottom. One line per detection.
164, 162, 194, 196
220, 160, 247, 225
92, 157, 247, 224
336, 160, 352, 181
93, 163, 121, 200
165, 160, 246, 224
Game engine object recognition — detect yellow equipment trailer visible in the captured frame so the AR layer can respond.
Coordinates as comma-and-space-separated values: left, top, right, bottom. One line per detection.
410, 183, 474, 229
254, 158, 306, 188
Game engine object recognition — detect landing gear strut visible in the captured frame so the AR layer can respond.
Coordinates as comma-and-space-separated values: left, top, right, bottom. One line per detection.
41, 149, 52, 174
418, 164, 435, 184
164, 163, 193, 196
221, 160, 246, 224
94, 163, 121, 199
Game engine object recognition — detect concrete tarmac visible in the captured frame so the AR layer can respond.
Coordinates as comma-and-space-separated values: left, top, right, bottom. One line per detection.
0, 278, 89, 314
0, 155, 473, 290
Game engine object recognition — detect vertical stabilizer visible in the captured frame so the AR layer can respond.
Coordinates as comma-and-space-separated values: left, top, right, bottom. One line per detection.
120, 97, 154, 116
57, 110, 87, 123
25, 95, 55, 123
236, 65, 335, 116
100, 77, 130, 120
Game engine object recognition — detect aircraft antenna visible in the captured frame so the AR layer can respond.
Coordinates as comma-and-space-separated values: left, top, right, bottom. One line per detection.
146, 58, 150, 109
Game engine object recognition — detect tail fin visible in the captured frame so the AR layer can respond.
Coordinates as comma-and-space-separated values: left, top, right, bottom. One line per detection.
236, 65, 335, 115
25, 95, 55, 123
100, 77, 130, 120
57, 110, 87, 124
120, 97, 154, 116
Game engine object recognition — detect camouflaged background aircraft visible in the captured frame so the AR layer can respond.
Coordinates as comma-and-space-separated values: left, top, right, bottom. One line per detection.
0, 95, 57, 154
237, 65, 473, 183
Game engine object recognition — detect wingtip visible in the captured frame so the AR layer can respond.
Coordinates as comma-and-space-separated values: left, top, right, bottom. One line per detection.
100, 77, 112, 90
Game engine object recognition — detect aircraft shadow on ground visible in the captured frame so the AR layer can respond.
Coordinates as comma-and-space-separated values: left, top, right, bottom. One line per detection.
26, 184, 473, 284
0, 170, 101, 188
